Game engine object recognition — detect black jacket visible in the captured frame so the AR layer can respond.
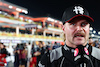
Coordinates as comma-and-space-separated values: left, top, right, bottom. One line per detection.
0, 48, 10, 56
38, 44, 100, 67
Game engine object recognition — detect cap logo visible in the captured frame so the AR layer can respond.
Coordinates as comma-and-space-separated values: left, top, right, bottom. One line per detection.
73, 6, 84, 15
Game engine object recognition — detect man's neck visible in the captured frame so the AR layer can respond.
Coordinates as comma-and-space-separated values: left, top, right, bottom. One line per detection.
65, 42, 87, 48
66, 43, 77, 48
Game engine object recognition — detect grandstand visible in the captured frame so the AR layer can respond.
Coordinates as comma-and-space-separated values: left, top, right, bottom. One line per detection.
0, 0, 63, 46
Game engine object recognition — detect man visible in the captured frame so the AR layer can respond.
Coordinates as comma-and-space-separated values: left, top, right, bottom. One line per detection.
94, 40, 99, 48
88, 37, 95, 46
0, 43, 10, 67
30, 42, 38, 67
38, 4, 100, 67
26, 42, 32, 67
6, 44, 14, 67
36, 41, 45, 66
52, 42, 60, 49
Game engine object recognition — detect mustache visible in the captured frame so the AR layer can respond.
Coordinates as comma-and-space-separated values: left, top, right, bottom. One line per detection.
74, 32, 85, 37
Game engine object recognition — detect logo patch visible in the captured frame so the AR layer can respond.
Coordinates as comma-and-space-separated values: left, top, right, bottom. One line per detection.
73, 6, 84, 15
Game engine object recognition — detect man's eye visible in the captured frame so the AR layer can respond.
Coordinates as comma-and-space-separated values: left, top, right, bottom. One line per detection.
81, 23, 87, 26
71, 23, 75, 25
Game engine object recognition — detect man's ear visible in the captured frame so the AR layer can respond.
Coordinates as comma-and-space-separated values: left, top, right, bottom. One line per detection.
62, 25, 65, 32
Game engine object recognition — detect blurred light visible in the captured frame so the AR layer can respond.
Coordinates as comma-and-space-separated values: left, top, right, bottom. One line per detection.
0, 11, 2, 14
55, 20, 57, 23
22, 10, 28, 14
91, 34, 94, 37
16, 8, 21, 12
59, 22, 62, 24
1, 39, 10, 43
47, 17, 54, 22
49, 24, 52, 26
12, 40, 21, 43
90, 27, 93, 31
28, 19, 32, 23
93, 30, 96, 34
9, 6, 13, 9
98, 31, 100, 35
19, 17, 23, 20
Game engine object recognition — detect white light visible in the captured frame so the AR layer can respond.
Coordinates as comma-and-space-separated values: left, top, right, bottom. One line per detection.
93, 30, 96, 34
47, 17, 54, 22
0, 11, 2, 14
55, 20, 57, 23
19, 17, 23, 20
25, 19, 28, 21
28, 19, 32, 23
49, 24, 52, 26
22, 10, 28, 14
98, 32, 100, 34
9, 6, 13, 8
90, 27, 93, 31
59, 22, 62, 24
16, 8, 21, 11
91, 34, 94, 37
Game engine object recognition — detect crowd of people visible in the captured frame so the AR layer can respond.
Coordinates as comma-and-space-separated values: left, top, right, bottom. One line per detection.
89, 37, 100, 48
0, 41, 61, 67
0, 38, 100, 67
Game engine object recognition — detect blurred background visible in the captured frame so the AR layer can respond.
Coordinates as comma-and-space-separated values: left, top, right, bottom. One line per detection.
0, 0, 100, 67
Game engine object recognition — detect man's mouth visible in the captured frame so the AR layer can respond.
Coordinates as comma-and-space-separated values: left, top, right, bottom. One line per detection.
74, 34, 84, 37
74, 33, 85, 38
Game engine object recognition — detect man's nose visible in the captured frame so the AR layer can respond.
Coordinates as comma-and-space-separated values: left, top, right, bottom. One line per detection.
76, 26, 83, 31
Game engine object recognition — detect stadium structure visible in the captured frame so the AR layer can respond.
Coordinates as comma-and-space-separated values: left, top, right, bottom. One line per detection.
0, 0, 64, 45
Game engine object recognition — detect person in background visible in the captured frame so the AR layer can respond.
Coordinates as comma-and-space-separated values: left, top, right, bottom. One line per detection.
88, 37, 95, 46
45, 42, 52, 52
6, 44, 14, 67
52, 42, 60, 49
36, 41, 45, 66
18, 43, 27, 67
30, 42, 38, 67
26, 42, 32, 67
14, 43, 20, 67
94, 40, 99, 48
0, 43, 10, 67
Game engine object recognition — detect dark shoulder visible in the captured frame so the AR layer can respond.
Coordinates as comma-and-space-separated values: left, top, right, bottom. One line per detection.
38, 47, 63, 67
38, 50, 51, 67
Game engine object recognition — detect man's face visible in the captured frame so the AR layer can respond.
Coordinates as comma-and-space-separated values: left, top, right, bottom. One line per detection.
38, 42, 43, 48
0, 44, 4, 49
63, 17, 90, 48
89, 39, 93, 44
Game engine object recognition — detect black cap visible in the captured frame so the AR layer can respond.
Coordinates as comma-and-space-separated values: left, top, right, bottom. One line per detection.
62, 4, 94, 25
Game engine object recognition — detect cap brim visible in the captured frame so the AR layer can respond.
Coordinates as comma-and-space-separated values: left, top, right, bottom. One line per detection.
67, 15, 94, 23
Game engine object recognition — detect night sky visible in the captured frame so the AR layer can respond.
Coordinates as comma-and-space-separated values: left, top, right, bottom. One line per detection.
4, 0, 100, 31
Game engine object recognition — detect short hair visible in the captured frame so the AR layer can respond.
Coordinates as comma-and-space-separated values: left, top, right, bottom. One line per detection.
61, 32, 66, 42
39, 41, 43, 44
89, 37, 92, 39
28, 42, 31, 45
0, 42, 3, 45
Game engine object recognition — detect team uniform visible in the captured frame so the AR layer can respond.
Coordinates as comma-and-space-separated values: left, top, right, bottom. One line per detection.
0, 48, 10, 67
38, 44, 100, 67
0, 54, 7, 67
